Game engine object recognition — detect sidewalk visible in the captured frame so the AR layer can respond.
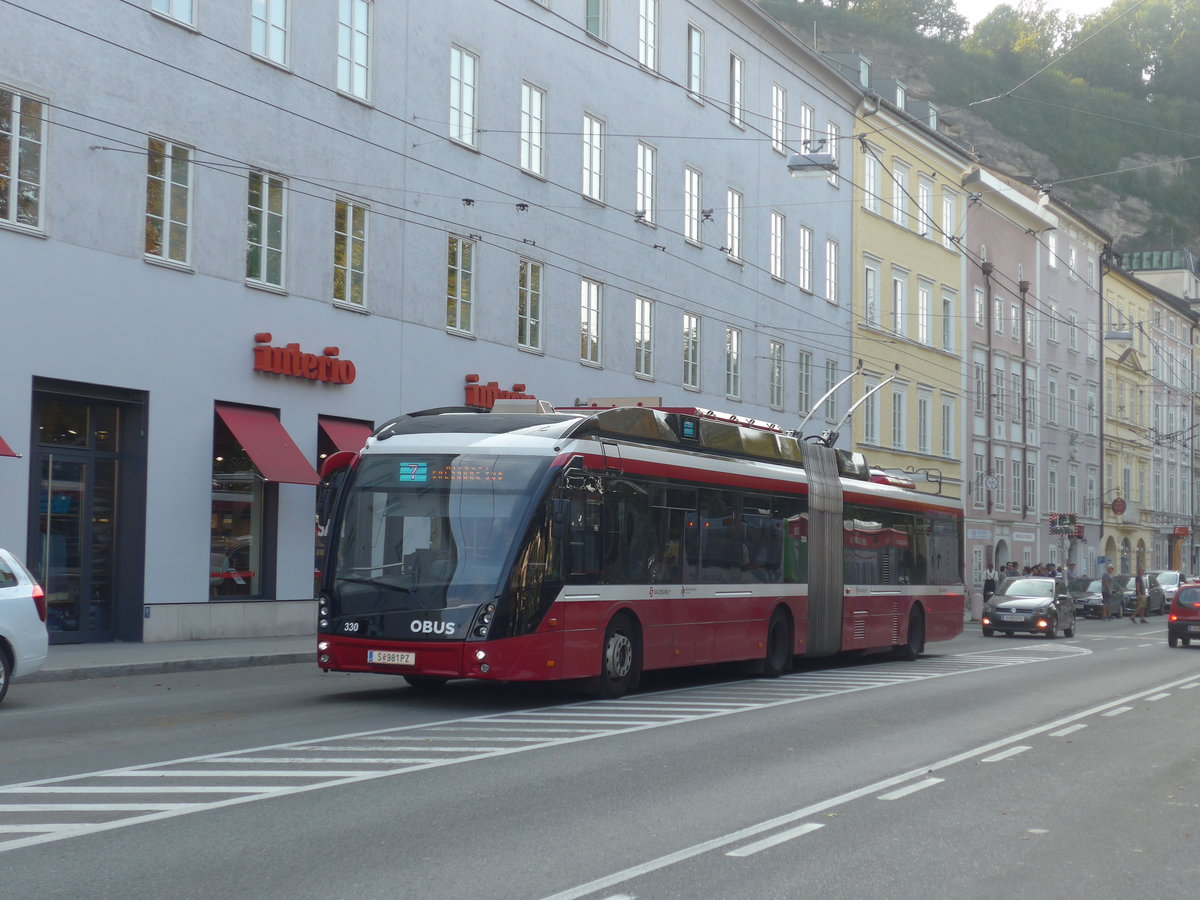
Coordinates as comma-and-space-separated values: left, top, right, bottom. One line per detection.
18, 635, 315, 684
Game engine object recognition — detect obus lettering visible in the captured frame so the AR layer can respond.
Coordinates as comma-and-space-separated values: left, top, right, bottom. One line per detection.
410, 620, 456, 636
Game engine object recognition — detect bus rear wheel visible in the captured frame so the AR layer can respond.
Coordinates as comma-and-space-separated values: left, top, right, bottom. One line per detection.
762, 608, 793, 678
895, 607, 925, 660
593, 613, 640, 699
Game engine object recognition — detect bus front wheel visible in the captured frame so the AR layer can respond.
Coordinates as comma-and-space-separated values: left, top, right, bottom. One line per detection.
593, 613, 640, 699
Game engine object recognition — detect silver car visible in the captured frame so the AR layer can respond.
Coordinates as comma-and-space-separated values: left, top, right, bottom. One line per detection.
0, 548, 50, 704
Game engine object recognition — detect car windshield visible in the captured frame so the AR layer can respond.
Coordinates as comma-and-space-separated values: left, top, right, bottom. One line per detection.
1071, 578, 1102, 594
332, 453, 551, 612
995, 578, 1054, 598
1153, 572, 1179, 587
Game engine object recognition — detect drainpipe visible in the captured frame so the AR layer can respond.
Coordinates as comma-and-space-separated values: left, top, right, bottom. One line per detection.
982, 260, 995, 522
1019, 278, 1031, 522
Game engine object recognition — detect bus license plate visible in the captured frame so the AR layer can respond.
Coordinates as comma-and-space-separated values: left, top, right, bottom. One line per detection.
1000, 614, 1026, 622
368, 650, 416, 666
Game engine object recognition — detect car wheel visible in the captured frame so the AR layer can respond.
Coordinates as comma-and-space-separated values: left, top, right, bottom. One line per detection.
1047, 616, 1059, 639
1168, 633, 1178, 648
982, 627, 994, 637
0, 647, 10, 704
1063, 612, 1076, 638
761, 608, 793, 678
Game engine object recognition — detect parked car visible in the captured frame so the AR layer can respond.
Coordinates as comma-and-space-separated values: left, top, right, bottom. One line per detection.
0, 548, 50, 704
982, 576, 1076, 638
1069, 577, 1116, 619
1114, 573, 1166, 617
1149, 570, 1186, 608
1167, 584, 1200, 648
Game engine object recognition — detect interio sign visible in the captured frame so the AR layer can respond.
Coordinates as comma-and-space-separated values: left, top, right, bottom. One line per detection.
464, 374, 537, 410
253, 333, 357, 385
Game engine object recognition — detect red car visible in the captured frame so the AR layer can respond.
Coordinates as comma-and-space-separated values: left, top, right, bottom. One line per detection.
1167, 584, 1200, 648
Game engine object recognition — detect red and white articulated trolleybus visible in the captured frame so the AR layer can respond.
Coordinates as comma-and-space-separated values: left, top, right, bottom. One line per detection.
315, 404, 964, 697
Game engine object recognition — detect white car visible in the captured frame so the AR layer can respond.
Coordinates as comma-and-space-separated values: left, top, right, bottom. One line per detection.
0, 548, 49, 704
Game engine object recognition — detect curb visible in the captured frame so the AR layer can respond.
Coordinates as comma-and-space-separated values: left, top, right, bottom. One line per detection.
19, 652, 314, 684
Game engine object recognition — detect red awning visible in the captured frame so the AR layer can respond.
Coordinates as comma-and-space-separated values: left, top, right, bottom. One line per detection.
215, 404, 320, 485
0, 435, 19, 458
318, 416, 373, 454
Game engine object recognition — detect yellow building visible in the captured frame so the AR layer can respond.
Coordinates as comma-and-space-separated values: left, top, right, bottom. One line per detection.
1100, 267, 1156, 572
847, 91, 974, 499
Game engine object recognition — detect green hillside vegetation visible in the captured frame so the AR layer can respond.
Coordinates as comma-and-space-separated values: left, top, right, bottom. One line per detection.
759, 0, 1200, 250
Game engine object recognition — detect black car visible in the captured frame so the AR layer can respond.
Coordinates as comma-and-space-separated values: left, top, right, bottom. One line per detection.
1069, 577, 1113, 619
982, 577, 1076, 638
1113, 573, 1165, 616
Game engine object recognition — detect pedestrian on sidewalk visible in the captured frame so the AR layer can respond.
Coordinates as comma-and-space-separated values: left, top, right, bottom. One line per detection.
1132, 566, 1149, 623
1100, 564, 1118, 620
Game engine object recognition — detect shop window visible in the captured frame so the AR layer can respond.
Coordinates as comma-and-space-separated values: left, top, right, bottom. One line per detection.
210, 414, 266, 598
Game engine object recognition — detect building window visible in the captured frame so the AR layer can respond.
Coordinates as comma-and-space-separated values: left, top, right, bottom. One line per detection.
1012, 372, 1022, 422
1011, 459, 1022, 509
917, 178, 933, 237
245, 172, 286, 288
864, 151, 880, 214
251, 0, 288, 64
728, 54, 744, 126
1067, 382, 1078, 430
973, 453, 986, 508
332, 198, 367, 306
994, 297, 1004, 334
519, 83, 546, 175
682, 313, 700, 388
517, 258, 541, 350
942, 292, 954, 351
891, 162, 908, 227
769, 211, 785, 279
993, 368, 1005, 419
891, 389, 906, 449
0, 88, 45, 229
798, 226, 812, 291
636, 141, 656, 224
1087, 391, 1098, 435
634, 297, 654, 377
941, 399, 955, 457
769, 340, 784, 409
153, 0, 194, 25
770, 84, 786, 153
825, 239, 839, 304
1047, 376, 1058, 423
892, 274, 905, 336
797, 351, 812, 413
725, 188, 742, 259
974, 287, 985, 328
725, 327, 741, 398
585, 0, 607, 39
799, 104, 814, 152
638, 0, 658, 69
1068, 245, 1078, 280
824, 360, 838, 419
580, 278, 602, 364
917, 281, 931, 344
210, 410, 266, 599
582, 113, 605, 201
1010, 303, 1020, 341
683, 167, 702, 242
1026, 309, 1035, 345
864, 379, 879, 444
145, 137, 191, 264
941, 192, 956, 249
1069, 311, 1080, 351
446, 236, 474, 332
994, 456, 1006, 511
974, 363, 986, 415
918, 394, 930, 454
864, 262, 880, 326
1047, 231, 1058, 267
686, 24, 703, 98
449, 46, 479, 146
337, 0, 371, 100
826, 121, 840, 188
1048, 465, 1059, 510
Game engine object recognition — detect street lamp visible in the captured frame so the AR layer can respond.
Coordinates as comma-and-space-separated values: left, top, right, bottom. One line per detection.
787, 140, 837, 176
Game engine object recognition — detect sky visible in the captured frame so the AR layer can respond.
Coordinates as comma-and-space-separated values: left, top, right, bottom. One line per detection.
955, 1, 1114, 26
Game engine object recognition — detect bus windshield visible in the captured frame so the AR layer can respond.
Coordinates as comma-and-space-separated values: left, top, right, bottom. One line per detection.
332, 453, 551, 612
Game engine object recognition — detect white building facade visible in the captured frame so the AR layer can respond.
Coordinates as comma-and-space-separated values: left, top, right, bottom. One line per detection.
0, 0, 860, 642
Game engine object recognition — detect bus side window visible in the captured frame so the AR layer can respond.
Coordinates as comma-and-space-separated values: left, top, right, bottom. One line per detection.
567, 495, 603, 578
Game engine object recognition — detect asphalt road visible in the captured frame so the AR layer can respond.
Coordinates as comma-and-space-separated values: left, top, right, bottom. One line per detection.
1, 617, 1196, 900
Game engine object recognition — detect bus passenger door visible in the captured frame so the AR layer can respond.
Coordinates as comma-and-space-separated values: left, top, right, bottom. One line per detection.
650, 487, 702, 667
